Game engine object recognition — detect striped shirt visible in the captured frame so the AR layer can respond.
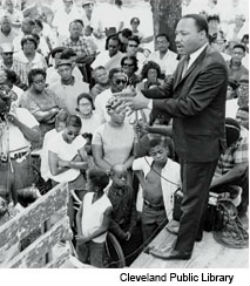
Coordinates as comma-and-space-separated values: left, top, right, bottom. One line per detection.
215, 126, 248, 175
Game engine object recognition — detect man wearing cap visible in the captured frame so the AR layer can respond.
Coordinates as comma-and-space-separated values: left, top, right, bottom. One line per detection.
210, 118, 248, 217
46, 47, 83, 87
0, 43, 14, 70
13, 35, 47, 86
50, 59, 89, 115
0, 15, 17, 45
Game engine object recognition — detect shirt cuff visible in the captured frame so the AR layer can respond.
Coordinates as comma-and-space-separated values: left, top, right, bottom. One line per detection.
147, 99, 153, 110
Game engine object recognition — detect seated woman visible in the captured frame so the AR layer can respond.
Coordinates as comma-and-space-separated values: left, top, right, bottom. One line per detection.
76, 93, 102, 135
47, 115, 88, 191
92, 97, 135, 173
20, 68, 61, 147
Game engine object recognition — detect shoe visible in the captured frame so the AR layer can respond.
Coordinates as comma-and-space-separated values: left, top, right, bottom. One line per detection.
150, 248, 191, 260
166, 220, 180, 235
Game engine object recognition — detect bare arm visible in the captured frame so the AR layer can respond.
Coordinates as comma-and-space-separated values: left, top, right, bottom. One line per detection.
7, 114, 41, 143
210, 163, 248, 189
92, 144, 111, 171
33, 107, 60, 122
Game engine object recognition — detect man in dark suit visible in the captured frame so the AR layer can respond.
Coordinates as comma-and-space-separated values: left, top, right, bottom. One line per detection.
119, 14, 228, 260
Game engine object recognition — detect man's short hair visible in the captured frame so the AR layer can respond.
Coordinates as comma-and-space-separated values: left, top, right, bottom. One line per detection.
70, 19, 84, 27
182, 14, 209, 38
207, 15, 220, 23
156, 33, 170, 42
128, 35, 140, 45
121, 28, 132, 38
105, 34, 121, 50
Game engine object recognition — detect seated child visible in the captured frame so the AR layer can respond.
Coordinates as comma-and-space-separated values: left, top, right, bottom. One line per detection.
75, 168, 112, 267
132, 136, 181, 244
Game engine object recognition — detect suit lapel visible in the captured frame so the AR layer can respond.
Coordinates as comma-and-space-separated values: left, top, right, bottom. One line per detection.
174, 58, 186, 90
174, 46, 208, 90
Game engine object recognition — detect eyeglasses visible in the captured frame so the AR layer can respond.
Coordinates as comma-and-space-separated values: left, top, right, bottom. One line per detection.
33, 79, 46, 84
128, 44, 138, 48
115, 79, 127, 85
123, 62, 134, 67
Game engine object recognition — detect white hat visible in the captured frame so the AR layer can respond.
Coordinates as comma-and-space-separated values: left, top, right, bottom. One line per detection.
0, 43, 14, 53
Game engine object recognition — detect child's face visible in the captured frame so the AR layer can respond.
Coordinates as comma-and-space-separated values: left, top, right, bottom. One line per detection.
55, 121, 66, 132
78, 97, 93, 116
149, 144, 168, 164
112, 170, 128, 187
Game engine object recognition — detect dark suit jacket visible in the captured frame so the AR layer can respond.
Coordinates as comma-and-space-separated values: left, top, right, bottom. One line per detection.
142, 45, 228, 163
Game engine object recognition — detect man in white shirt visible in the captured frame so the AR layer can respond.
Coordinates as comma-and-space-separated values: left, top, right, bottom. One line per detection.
50, 59, 89, 115
91, 34, 124, 72
148, 33, 179, 77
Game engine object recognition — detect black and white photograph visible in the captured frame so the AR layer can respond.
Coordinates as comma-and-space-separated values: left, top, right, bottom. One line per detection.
0, 0, 249, 284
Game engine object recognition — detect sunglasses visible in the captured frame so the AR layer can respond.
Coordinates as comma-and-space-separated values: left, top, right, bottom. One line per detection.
33, 79, 46, 84
128, 44, 138, 48
3, 52, 13, 56
115, 79, 127, 85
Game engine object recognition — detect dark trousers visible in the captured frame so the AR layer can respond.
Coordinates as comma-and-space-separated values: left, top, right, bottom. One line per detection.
175, 160, 218, 253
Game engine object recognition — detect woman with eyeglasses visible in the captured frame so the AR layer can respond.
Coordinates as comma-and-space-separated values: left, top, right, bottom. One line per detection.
20, 68, 61, 147
47, 115, 88, 191
76, 93, 102, 135
121, 55, 140, 88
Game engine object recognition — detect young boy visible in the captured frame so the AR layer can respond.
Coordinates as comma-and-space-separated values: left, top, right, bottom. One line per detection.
132, 136, 181, 244
75, 168, 112, 267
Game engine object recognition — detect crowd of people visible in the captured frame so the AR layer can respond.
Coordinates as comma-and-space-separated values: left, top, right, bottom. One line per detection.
0, 0, 249, 268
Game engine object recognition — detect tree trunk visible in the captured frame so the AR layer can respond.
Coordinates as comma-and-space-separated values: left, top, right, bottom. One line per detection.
150, 0, 182, 52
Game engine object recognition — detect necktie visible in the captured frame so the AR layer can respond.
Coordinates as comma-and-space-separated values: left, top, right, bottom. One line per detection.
182, 55, 190, 78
